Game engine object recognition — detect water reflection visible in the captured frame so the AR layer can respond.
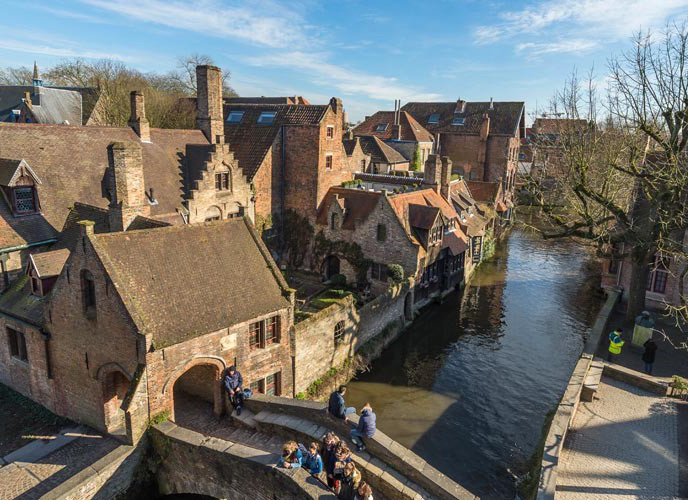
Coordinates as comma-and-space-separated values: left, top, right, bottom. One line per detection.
346, 228, 601, 499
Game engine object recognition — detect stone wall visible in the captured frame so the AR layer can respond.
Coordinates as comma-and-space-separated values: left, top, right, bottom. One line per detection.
293, 281, 412, 394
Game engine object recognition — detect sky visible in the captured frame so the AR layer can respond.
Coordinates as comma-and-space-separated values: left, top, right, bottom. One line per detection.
2, 0, 687, 123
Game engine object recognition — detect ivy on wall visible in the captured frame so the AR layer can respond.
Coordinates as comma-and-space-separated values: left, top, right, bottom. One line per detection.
313, 231, 371, 285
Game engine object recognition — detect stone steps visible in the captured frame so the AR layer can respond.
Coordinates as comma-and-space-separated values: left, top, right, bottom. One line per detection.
229, 406, 258, 430
253, 410, 431, 500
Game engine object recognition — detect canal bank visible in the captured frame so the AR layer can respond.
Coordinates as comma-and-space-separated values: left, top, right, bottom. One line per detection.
346, 227, 603, 499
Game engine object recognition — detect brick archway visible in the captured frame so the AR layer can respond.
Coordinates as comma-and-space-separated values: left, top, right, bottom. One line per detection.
165, 356, 225, 421
99, 366, 132, 436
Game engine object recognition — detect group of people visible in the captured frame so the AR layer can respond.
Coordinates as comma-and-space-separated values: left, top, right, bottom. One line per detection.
607, 325, 658, 375
278, 435, 374, 499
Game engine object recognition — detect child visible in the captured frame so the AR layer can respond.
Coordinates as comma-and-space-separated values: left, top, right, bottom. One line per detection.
338, 461, 361, 500
303, 441, 324, 477
332, 441, 353, 492
323, 432, 341, 488
354, 481, 374, 500
278, 440, 303, 469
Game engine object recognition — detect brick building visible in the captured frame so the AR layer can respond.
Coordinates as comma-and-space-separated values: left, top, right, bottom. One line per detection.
0, 218, 294, 444
352, 102, 434, 166
353, 135, 409, 174
0, 65, 253, 291
315, 155, 468, 302
223, 97, 353, 222
401, 99, 525, 216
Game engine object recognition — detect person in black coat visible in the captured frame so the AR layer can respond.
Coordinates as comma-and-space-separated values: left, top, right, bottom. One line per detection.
642, 338, 658, 374
328, 385, 355, 421
223, 366, 244, 415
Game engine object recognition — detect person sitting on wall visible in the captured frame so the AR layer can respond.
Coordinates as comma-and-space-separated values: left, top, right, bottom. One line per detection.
350, 403, 376, 452
223, 365, 244, 416
278, 440, 303, 469
303, 441, 324, 477
328, 385, 356, 421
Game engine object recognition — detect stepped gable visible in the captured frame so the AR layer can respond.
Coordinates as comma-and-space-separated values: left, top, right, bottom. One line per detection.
88, 218, 290, 348
0, 123, 207, 248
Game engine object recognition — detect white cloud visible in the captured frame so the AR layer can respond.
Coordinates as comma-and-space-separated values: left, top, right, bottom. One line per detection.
80, 0, 308, 49
475, 0, 688, 50
0, 39, 135, 61
516, 39, 599, 56
238, 51, 442, 101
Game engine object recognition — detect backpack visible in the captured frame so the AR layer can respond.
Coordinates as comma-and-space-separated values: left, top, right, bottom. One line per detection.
243, 388, 253, 399
297, 443, 309, 456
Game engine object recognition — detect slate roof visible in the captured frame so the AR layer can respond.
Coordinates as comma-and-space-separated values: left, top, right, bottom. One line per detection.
401, 101, 525, 136
315, 187, 382, 230
30, 248, 70, 277
90, 218, 290, 348
354, 172, 421, 186
0, 274, 44, 326
0, 123, 208, 250
357, 136, 407, 165
223, 103, 329, 126
353, 111, 433, 142
0, 85, 97, 124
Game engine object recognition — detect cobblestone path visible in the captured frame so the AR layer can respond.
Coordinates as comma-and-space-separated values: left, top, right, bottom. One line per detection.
557, 376, 681, 499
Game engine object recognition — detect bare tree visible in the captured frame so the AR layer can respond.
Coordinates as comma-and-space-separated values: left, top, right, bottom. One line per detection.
527, 24, 688, 323
0, 66, 33, 85
166, 53, 238, 97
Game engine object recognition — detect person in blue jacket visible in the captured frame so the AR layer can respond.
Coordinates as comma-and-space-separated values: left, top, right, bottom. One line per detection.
350, 403, 376, 451
302, 442, 324, 477
328, 385, 355, 421
223, 366, 244, 415
278, 441, 303, 469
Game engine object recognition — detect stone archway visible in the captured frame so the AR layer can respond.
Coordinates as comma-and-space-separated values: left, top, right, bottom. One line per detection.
102, 369, 131, 435
204, 205, 222, 221
322, 255, 341, 280
168, 358, 224, 423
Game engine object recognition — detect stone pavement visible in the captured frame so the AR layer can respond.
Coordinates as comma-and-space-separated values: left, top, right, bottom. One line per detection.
557, 376, 683, 499
0, 429, 119, 499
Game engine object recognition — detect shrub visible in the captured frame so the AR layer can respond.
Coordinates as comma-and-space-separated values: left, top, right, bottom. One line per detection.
387, 264, 404, 282
410, 146, 422, 171
330, 274, 347, 287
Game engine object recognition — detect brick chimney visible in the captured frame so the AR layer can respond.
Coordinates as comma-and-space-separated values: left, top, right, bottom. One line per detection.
423, 154, 442, 193
108, 142, 150, 231
196, 65, 224, 144
390, 124, 401, 140
329, 97, 342, 115
456, 99, 466, 113
23, 92, 32, 109
440, 156, 452, 200
480, 113, 490, 141
128, 91, 150, 142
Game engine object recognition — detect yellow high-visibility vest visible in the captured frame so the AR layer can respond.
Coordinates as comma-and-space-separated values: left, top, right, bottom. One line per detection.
609, 338, 624, 354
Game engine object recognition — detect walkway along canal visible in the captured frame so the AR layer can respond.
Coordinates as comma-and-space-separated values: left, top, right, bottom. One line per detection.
346, 227, 603, 499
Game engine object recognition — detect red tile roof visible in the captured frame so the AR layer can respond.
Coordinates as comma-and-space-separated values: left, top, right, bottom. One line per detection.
353, 111, 433, 143
315, 187, 382, 230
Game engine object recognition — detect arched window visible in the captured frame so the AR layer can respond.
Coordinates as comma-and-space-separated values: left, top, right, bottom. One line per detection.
330, 213, 339, 230
81, 270, 97, 319
334, 321, 345, 345
205, 206, 222, 221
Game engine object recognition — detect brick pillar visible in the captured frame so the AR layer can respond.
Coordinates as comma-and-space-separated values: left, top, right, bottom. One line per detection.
423, 154, 441, 193
108, 141, 150, 231
196, 65, 224, 144
440, 156, 452, 201
128, 91, 150, 142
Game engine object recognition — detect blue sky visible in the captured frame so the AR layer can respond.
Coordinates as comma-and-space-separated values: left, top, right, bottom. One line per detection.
2, 0, 687, 122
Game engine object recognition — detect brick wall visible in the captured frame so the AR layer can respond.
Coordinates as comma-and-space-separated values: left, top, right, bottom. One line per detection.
251, 139, 282, 221
293, 281, 412, 394
345, 139, 370, 173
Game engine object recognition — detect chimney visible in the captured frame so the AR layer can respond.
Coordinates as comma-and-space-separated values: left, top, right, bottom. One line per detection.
23, 92, 32, 109
78, 219, 95, 237
489, 97, 494, 110
423, 154, 442, 193
440, 156, 452, 200
108, 141, 150, 231
329, 97, 343, 115
346, 130, 354, 140
196, 65, 224, 144
456, 99, 466, 113
480, 113, 490, 141
128, 91, 150, 142
391, 124, 401, 141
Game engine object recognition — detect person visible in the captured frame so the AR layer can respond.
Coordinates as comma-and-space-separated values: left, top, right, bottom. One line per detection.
350, 403, 376, 452
332, 441, 353, 493
607, 329, 624, 362
323, 432, 341, 489
354, 481, 374, 500
302, 441, 324, 477
338, 462, 361, 500
328, 385, 356, 421
642, 337, 658, 374
223, 366, 244, 415
278, 440, 303, 469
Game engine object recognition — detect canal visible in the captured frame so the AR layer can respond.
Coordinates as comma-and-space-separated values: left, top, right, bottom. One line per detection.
346, 227, 602, 499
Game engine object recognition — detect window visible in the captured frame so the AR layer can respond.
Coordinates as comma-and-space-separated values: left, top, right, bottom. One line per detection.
325, 154, 333, 170
452, 114, 465, 126
249, 315, 281, 350
647, 255, 669, 294
250, 379, 265, 394
360, 159, 366, 170
428, 113, 440, 124
330, 212, 339, 230
334, 321, 345, 345
377, 224, 387, 242
265, 372, 281, 396
257, 111, 276, 124
327, 126, 334, 139
215, 172, 230, 191
375, 123, 388, 132
7, 327, 28, 362
265, 316, 280, 345
226, 111, 244, 124
81, 270, 96, 318
371, 262, 388, 281
13, 187, 36, 213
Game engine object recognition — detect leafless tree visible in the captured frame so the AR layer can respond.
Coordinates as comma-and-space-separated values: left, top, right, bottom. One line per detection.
166, 53, 237, 97
0, 66, 33, 85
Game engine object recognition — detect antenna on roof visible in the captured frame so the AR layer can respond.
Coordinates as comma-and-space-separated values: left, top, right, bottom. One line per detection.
489, 97, 494, 110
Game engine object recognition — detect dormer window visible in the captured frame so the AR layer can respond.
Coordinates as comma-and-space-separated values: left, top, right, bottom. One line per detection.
428, 113, 440, 124
226, 111, 244, 124
27, 249, 69, 297
0, 158, 42, 216
13, 187, 37, 213
375, 123, 388, 132
257, 111, 276, 124
452, 114, 465, 126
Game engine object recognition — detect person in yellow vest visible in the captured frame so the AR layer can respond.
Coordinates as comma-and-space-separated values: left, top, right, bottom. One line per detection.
608, 329, 624, 362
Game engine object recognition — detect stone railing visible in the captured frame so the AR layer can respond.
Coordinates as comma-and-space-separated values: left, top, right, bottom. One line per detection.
536, 289, 620, 500
244, 394, 475, 499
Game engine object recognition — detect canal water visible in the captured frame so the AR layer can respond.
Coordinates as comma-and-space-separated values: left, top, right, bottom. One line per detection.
346, 227, 602, 499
